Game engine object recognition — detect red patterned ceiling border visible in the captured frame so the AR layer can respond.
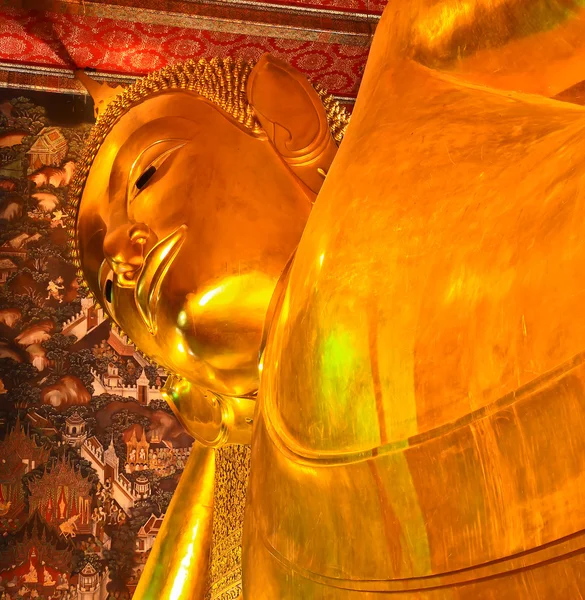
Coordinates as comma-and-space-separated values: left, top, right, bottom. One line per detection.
0, 8, 369, 95
0, 61, 357, 108
4, 0, 377, 45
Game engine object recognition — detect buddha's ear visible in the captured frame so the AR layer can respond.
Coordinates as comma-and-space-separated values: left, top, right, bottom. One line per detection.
246, 54, 338, 195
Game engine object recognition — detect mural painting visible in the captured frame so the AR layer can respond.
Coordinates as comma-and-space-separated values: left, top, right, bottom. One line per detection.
0, 90, 193, 600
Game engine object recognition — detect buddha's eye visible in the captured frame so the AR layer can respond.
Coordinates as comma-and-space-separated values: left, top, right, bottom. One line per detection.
135, 165, 157, 191
128, 141, 186, 206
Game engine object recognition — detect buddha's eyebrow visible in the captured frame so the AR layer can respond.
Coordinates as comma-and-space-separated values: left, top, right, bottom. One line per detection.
81, 223, 106, 288
86, 226, 106, 252
108, 130, 161, 205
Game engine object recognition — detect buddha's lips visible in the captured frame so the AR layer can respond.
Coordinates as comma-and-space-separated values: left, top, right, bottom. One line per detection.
135, 224, 187, 335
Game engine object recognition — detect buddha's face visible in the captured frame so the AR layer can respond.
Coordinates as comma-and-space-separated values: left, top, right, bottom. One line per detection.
77, 57, 337, 399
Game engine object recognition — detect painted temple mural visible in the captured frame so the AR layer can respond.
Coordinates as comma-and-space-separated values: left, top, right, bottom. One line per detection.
0, 90, 194, 599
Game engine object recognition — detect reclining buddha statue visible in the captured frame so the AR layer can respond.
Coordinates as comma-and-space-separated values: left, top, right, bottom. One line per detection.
72, 54, 348, 600
71, 0, 585, 596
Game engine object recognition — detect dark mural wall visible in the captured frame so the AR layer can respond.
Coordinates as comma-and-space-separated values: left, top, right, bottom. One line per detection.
0, 89, 192, 600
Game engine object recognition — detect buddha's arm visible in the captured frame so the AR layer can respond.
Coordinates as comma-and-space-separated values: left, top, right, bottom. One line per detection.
133, 444, 215, 600
377, 0, 585, 97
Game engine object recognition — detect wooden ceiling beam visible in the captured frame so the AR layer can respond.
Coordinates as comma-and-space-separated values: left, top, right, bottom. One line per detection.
0, 61, 357, 107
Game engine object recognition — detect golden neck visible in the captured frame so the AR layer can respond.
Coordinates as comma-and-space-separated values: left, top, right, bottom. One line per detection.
162, 375, 256, 447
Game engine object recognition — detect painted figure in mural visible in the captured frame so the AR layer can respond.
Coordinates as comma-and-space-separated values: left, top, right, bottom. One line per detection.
45, 277, 64, 303
50, 210, 66, 229
57, 573, 68, 590
22, 563, 37, 583
72, 0, 585, 597
58, 514, 78, 538
43, 569, 55, 587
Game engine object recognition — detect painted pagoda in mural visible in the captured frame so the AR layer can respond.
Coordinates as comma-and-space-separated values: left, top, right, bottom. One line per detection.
27, 456, 93, 536
26, 127, 68, 171
0, 419, 50, 525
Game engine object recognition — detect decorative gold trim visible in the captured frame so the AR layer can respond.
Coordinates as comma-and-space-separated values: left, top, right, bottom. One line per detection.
205, 444, 252, 600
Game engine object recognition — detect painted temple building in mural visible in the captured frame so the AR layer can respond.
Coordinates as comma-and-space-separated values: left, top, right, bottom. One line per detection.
62, 297, 165, 405
0, 419, 50, 522
135, 513, 165, 554
77, 561, 109, 600
125, 425, 192, 476
62, 411, 88, 449
26, 127, 68, 171
27, 456, 93, 536
81, 435, 150, 514
0, 512, 75, 598
0, 258, 17, 285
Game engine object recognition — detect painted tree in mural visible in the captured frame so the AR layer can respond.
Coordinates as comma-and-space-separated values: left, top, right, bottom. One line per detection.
0, 91, 188, 599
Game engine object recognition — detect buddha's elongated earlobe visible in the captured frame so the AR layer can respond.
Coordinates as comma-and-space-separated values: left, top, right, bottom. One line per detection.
247, 54, 339, 195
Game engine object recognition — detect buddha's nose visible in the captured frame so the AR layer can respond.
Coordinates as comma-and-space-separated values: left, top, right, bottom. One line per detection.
103, 222, 153, 286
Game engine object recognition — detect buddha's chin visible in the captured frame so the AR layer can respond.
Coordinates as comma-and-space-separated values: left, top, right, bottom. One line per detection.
132, 297, 261, 396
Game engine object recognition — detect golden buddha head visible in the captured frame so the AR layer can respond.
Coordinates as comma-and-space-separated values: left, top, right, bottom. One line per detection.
69, 55, 348, 407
